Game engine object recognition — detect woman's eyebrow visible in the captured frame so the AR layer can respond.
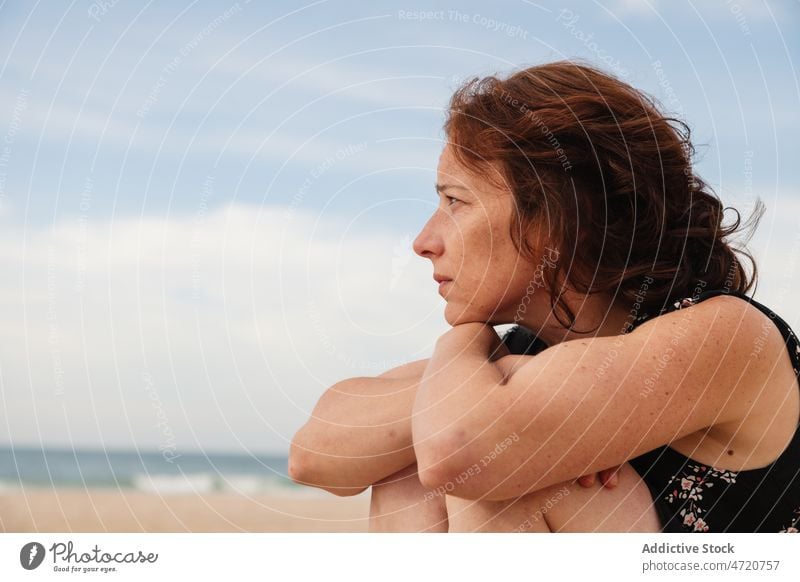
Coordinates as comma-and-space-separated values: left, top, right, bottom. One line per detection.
435, 183, 470, 194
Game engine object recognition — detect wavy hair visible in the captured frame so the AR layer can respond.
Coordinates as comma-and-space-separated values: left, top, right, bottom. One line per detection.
444, 59, 764, 332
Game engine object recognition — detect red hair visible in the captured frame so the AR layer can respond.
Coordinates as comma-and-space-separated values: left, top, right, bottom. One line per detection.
444, 59, 764, 331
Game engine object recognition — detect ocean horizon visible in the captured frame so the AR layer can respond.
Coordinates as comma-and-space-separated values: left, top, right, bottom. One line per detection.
0, 446, 305, 496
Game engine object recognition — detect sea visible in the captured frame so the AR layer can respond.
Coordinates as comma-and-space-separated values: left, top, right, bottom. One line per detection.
0, 447, 314, 496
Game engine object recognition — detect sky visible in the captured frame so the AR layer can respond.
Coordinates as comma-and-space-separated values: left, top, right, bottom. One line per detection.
0, 0, 797, 456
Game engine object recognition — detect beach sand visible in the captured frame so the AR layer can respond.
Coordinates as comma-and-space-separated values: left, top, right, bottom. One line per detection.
0, 488, 371, 532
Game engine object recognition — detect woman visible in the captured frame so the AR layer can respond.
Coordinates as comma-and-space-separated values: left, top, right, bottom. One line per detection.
289, 60, 800, 533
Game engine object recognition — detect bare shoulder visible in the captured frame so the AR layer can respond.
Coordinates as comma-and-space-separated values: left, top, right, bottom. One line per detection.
494, 292, 784, 401
633, 293, 785, 368
421, 290, 798, 498
666, 294, 800, 468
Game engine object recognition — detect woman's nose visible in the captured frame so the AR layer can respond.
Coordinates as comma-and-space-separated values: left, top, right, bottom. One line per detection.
413, 213, 444, 259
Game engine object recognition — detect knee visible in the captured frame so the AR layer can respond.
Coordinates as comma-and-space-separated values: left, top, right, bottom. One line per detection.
529, 481, 574, 516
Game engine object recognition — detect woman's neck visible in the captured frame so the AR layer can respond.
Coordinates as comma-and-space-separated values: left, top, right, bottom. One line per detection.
520, 293, 634, 346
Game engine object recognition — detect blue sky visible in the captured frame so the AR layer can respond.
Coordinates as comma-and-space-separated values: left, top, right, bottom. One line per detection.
0, 0, 797, 455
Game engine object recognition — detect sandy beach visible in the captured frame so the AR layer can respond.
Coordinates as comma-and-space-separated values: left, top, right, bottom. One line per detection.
0, 487, 371, 532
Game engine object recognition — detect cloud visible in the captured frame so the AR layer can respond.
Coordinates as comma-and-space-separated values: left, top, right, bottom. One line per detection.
607, 0, 660, 18
0, 79, 442, 173
736, 193, 800, 319
209, 51, 448, 109
0, 202, 447, 454
1, 192, 798, 456
604, 0, 790, 24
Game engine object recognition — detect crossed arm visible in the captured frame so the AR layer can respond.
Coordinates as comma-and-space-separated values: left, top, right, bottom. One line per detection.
288, 359, 427, 496
412, 297, 773, 500
287, 327, 622, 497
290, 293, 773, 506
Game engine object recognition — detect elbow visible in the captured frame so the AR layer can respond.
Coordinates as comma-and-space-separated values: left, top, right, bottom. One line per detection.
414, 428, 493, 499
416, 456, 446, 492
324, 484, 369, 497
287, 431, 312, 485
413, 429, 468, 493
288, 430, 367, 497
288, 427, 321, 488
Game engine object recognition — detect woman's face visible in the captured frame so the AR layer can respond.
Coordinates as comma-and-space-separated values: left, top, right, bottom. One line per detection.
413, 144, 552, 327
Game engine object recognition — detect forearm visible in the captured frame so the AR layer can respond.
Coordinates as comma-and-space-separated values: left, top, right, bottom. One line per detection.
412, 325, 506, 482
289, 363, 425, 495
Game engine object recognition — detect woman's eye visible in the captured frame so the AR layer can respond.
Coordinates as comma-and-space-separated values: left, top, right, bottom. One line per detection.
446, 196, 460, 206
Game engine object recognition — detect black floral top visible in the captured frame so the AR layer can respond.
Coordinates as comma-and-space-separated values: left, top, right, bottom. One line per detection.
502, 288, 800, 533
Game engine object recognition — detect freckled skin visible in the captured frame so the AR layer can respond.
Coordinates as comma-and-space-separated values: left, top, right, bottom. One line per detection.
412, 144, 548, 328
406, 143, 662, 533
413, 144, 631, 344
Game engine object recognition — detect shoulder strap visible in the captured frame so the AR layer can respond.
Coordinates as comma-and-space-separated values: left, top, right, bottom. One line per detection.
501, 325, 549, 356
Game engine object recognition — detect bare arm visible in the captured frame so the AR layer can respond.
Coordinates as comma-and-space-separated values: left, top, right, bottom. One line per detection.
288, 359, 427, 496
290, 332, 619, 499
415, 300, 768, 500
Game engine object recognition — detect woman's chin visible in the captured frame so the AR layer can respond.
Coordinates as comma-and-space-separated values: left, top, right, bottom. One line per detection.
443, 304, 471, 327
444, 304, 506, 327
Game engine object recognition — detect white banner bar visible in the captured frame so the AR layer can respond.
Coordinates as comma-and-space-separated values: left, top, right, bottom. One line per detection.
1, 533, 797, 581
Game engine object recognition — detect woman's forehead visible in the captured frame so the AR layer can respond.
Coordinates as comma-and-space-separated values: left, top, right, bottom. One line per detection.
436, 146, 507, 195
436, 145, 464, 179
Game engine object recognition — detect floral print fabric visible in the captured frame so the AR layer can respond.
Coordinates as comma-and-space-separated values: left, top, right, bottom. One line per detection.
629, 289, 800, 533
663, 462, 738, 532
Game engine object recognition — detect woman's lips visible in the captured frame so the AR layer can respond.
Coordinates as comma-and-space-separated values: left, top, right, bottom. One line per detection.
438, 280, 451, 294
